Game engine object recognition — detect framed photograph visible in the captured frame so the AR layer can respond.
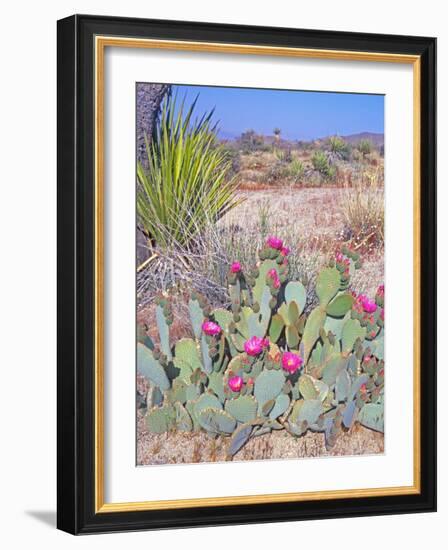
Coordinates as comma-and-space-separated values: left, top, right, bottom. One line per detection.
57, 14, 436, 534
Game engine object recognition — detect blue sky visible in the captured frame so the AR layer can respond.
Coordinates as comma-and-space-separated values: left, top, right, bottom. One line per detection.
172, 84, 384, 141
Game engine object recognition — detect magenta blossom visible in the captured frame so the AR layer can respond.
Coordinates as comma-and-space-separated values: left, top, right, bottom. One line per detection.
230, 261, 242, 273
201, 320, 222, 336
267, 268, 281, 289
280, 246, 291, 257
266, 236, 283, 250
228, 375, 243, 392
281, 352, 304, 374
360, 295, 377, 313
244, 336, 268, 356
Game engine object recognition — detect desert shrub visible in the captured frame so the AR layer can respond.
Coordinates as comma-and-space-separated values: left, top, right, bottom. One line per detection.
288, 159, 305, 182
267, 161, 291, 183
311, 151, 336, 180
239, 129, 268, 153
327, 136, 351, 161
137, 96, 242, 250
138, 242, 384, 458
340, 177, 384, 252
357, 139, 373, 158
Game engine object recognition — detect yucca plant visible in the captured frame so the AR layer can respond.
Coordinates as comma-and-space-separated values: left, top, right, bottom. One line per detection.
137, 95, 242, 250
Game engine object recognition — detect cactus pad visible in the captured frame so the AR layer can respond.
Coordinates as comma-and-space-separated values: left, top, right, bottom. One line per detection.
225, 395, 258, 423
137, 343, 170, 391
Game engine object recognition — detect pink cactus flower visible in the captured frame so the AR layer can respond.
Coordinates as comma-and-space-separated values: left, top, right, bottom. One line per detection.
377, 284, 385, 297
281, 352, 304, 374
380, 308, 385, 321
361, 296, 377, 313
363, 355, 372, 363
266, 236, 283, 250
228, 375, 243, 392
335, 252, 344, 263
230, 261, 242, 273
244, 336, 265, 356
267, 268, 281, 289
360, 383, 367, 393
247, 377, 254, 385
280, 246, 290, 257
261, 337, 270, 349
201, 320, 222, 336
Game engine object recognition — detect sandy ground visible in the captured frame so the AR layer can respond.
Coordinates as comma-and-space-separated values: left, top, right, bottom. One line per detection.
137, 410, 384, 466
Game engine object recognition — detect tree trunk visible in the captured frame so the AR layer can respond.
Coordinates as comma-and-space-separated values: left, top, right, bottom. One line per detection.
136, 83, 170, 265
136, 83, 171, 167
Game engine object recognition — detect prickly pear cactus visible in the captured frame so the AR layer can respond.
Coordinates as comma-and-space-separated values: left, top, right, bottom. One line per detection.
138, 240, 385, 456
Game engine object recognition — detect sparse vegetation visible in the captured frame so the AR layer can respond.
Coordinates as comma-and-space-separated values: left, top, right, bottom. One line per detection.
136, 84, 385, 465
137, 96, 242, 250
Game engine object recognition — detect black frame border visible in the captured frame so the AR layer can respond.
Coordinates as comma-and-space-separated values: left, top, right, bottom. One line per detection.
57, 14, 436, 534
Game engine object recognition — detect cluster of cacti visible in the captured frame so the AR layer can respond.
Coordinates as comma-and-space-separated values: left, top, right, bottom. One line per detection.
138, 237, 385, 458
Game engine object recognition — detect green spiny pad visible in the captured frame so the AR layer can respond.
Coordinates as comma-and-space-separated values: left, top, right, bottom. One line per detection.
269, 313, 285, 343
185, 400, 200, 430
156, 304, 172, 360
200, 334, 213, 374
197, 408, 237, 434
208, 371, 225, 403
285, 281, 307, 315
302, 306, 327, 362
347, 354, 359, 375
370, 332, 384, 360
173, 338, 202, 380
137, 324, 154, 350
168, 378, 187, 404
228, 423, 253, 456
286, 325, 300, 348
316, 267, 341, 306
174, 402, 193, 432
342, 400, 357, 429
269, 393, 290, 420
341, 319, 366, 353
226, 354, 246, 377
288, 399, 304, 424
297, 399, 323, 425
147, 385, 163, 408
321, 354, 347, 386
358, 403, 384, 432
247, 309, 266, 339
287, 301, 300, 325
230, 332, 246, 352
145, 404, 175, 433
194, 393, 223, 416
335, 369, 351, 402
310, 341, 323, 366
298, 374, 329, 402
188, 298, 204, 340
298, 373, 319, 400
212, 308, 233, 332
326, 293, 355, 317
262, 399, 275, 416
185, 383, 201, 402
137, 343, 170, 391
254, 370, 285, 413
324, 312, 350, 342
253, 259, 278, 304
225, 395, 258, 423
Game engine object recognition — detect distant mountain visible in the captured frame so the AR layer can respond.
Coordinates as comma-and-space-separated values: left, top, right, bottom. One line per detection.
339, 132, 384, 147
